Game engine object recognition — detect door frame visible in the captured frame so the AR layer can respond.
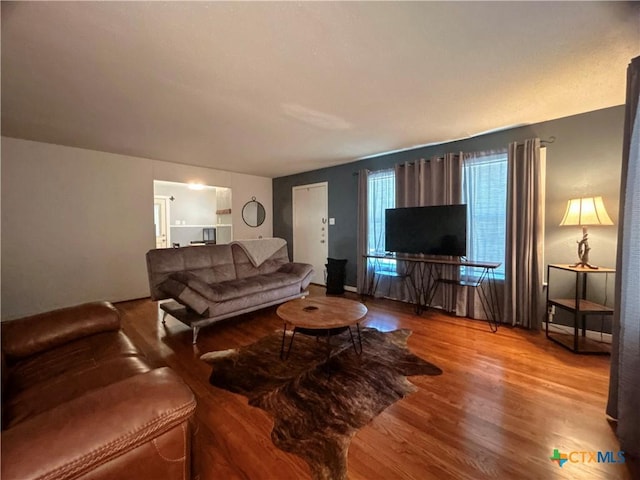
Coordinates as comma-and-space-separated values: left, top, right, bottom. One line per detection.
292, 182, 328, 285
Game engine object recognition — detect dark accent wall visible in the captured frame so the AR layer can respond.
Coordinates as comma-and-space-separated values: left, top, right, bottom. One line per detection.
273, 106, 625, 331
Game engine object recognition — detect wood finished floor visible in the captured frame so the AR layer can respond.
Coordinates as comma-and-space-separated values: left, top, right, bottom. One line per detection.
116, 286, 637, 480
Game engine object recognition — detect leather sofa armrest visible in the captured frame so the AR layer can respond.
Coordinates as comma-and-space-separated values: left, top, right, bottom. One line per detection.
1, 301, 121, 360
1, 367, 196, 480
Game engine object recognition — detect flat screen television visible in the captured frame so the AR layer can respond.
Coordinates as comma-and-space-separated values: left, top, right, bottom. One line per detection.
384, 204, 467, 256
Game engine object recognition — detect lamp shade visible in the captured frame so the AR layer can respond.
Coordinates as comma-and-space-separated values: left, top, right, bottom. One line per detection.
559, 196, 614, 226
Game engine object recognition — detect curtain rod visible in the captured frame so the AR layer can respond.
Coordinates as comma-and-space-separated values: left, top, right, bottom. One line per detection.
518, 136, 556, 146
352, 136, 556, 175
509, 136, 556, 146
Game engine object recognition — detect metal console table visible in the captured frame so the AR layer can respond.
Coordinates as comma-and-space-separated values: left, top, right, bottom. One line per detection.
364, 254, 502, 332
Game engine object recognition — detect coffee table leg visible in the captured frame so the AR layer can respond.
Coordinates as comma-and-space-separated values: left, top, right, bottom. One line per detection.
280, 323, 287, 359
325, 329, 333, 365
280, 323, 297, 360
348, 323, 363, 355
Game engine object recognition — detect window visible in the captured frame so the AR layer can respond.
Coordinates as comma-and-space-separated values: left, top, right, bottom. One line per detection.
368, 168, 395, 271
462, 151, 508, 279
367, 159, 507, 278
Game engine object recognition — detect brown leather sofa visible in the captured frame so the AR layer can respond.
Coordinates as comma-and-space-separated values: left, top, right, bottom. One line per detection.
1, 301, 196, 480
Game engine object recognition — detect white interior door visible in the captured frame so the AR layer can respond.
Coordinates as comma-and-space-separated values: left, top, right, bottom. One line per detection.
154, 197, 169, 248
293, 182, 328, 285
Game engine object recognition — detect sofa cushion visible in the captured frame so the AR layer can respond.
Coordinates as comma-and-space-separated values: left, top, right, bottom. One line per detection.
4, 355, 152, 429
6, 330, 144, 395
277, 262, 314, 289
158, 272, 211, 315
0, 301, 197, 480
146, 245, 237, 300
168, 271, 303, 304
1, 368, 195, 480
3, 327, 154, 429
205, 282, 303, 319
1, 302, 120, 360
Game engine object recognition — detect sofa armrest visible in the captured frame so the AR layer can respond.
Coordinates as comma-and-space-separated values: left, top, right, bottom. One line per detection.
159, 273, 211, 315
278, 262, 314, 290
278, 262, 314, 278
1, 367, 196, 480
1, 301, 121, 360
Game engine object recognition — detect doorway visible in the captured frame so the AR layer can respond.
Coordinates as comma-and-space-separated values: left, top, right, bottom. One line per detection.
154, 197, 169, 248
292, 182, 328, 285
153, 181, 233, 248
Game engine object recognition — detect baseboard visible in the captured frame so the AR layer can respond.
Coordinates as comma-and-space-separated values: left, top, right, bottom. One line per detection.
311, 284, 358, 294
545, 322, 612, 343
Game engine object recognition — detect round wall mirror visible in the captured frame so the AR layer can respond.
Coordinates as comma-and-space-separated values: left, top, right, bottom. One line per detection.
242, 197, 266, 227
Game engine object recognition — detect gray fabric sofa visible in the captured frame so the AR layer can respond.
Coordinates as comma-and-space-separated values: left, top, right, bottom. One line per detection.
146, 240, 314, 342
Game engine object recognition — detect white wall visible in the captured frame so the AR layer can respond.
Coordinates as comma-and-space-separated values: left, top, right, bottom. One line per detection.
231, 174, 273, 241
1, 137, 153, 320
1, 137, 273, 320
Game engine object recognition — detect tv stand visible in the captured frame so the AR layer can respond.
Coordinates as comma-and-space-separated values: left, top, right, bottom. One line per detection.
364, 254, 501, 332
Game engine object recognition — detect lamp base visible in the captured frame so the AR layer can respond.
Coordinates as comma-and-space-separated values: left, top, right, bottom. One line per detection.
573, 227, 599, 269
570, 261, 600, 270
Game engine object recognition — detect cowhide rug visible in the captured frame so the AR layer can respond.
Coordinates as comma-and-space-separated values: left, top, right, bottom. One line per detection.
201, 327, 442, 480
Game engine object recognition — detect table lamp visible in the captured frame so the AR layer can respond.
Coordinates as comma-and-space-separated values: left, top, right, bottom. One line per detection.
559, 196, 613, 269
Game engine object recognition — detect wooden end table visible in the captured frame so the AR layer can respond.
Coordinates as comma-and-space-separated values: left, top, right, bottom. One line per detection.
276, 296, 368, 362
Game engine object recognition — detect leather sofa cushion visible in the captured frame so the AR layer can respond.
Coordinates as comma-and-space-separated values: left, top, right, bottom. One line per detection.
6, 330, 143, 395
0, 301, 197, 480
1, 351, 7, 390
1, 368, 195, 480
4, 355, 151, 429
4, 330, 151, 429
1, 302, 120, 360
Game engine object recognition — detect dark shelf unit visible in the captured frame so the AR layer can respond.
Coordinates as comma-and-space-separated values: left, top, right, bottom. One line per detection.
545, 264, 614, 354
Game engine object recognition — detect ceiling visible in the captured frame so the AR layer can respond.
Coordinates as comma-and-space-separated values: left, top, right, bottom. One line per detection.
2, 2, 638, 178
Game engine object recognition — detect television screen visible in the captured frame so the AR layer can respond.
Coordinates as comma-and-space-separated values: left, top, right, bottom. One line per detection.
384, 205, 467, 256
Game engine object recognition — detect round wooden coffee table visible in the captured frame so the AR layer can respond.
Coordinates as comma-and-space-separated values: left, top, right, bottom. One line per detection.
276, 296, 368, 361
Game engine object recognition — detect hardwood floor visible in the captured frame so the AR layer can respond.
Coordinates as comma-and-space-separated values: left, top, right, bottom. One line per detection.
116, 286, 637, 480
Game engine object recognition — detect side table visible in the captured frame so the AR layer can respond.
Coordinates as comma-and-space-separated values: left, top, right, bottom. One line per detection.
545, 264, 614, 354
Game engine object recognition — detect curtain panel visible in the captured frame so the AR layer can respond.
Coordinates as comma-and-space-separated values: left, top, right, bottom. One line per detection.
395, 154, 464, 313
504, 138, 545, 328
356, 169, 369, 294
606, 55, 640, 458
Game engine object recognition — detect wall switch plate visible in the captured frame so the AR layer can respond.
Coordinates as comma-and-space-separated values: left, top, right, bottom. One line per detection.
329, 218, 335, 225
